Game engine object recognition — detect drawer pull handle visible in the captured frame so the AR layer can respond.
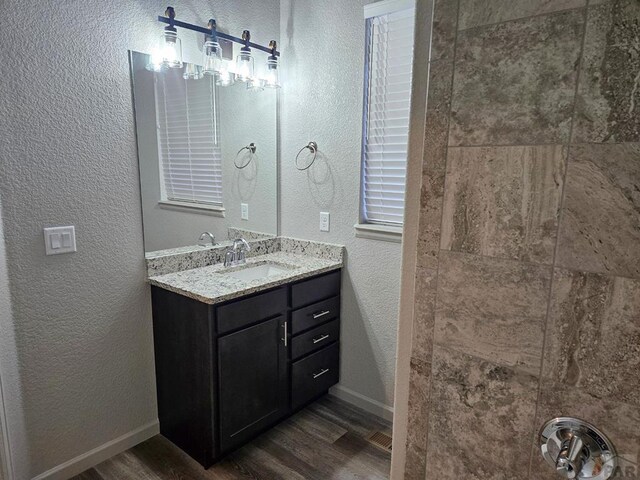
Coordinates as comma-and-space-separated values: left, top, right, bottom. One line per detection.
313, 310, 331, 319
281, 321, 288, 347
312, 368, 330, 379
312, 334, 330, 344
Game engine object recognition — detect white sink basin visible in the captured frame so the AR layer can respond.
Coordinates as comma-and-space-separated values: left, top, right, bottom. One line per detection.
222, 262, 294, 282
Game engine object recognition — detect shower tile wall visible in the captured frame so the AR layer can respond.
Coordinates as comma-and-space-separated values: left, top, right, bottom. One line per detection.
403, 0, 640, 478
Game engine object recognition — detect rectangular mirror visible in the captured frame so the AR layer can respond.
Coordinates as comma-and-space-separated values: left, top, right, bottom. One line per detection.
129, 51, 278, 253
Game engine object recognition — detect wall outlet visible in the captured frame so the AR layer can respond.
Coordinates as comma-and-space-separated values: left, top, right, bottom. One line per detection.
44, 226, 77, 255
241, 203, 249, 221
319, 212, 330, 232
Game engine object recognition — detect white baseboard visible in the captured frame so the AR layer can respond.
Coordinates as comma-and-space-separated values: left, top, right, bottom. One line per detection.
32, 420, 159, 480
330, 385, 394, 422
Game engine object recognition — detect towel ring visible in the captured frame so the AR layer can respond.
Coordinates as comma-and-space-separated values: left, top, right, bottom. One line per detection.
234, 143, 257, 169
295, 141, 318, 171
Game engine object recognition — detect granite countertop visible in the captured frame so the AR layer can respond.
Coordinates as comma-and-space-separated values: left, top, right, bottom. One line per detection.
148, 251, 342, 305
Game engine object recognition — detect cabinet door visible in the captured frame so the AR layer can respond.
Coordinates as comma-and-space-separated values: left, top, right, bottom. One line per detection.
217, 315, 288, 453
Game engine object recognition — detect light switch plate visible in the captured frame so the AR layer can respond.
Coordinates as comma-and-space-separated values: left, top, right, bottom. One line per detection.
44, 226, 76, 255
241, 203, 249, 221
320, 212, 330, 232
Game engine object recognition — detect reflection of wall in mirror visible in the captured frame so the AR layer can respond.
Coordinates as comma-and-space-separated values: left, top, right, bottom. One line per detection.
219, 81, 277, 238
131, 53, 277, 252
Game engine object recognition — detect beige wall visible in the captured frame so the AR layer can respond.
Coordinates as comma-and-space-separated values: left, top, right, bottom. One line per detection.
397, 0, 640, 478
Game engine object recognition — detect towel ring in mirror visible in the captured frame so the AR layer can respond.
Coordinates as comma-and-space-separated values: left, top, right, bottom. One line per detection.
295, 141, 318, 171
234, 143, 257, 169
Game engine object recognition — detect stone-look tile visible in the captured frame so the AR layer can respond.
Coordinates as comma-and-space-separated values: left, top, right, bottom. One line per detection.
449, 10, 584, 146
573, 0, 640, 143
431, 0, 459, 61
541, 269, 640, 406
417, 61, 453, 270
426, 346, 539, 480
530, 383, 640, 479
458, 0, 586, 30
556, 143, 640, 278
404, 357, 432, 480
435, 251, 551, 375
411, 268, 437, 364
441, 146, 566, 264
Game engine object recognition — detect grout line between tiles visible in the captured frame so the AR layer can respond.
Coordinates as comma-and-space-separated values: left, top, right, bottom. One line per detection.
457, 4, 588, 33
527, 5, 590, 478
438, 248, 556, 270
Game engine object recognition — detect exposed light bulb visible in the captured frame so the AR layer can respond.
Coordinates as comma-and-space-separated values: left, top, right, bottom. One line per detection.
162, 31, 182, 68
235, 48, 254, 82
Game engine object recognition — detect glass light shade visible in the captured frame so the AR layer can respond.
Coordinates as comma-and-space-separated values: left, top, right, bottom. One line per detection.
247, 77, 265, 91
215, 62, 236, 86
264, 58, 280, 88
202, 40, 223, 76
235, 48, 254, 82
183, 64, 203, 80
160, 30, 183, 68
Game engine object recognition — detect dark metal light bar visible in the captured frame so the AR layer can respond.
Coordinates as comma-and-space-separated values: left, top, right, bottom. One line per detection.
157, 15, 280, 57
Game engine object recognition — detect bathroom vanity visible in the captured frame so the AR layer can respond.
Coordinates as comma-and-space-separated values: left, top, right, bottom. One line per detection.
148, 240, 343, 467
131, 46, 345, 469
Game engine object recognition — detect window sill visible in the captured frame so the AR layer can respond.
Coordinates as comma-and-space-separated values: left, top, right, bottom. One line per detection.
157, 200, 226, 217
354, 223, 403, 243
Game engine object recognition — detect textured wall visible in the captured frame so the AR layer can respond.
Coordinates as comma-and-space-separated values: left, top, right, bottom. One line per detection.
401, 0, 640, 478
279, 0, 402, 412
0, 195, 26, 480
0, 0, 279, 477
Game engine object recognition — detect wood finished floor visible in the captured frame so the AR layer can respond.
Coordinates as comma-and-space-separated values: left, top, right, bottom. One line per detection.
72, 396, 392, 480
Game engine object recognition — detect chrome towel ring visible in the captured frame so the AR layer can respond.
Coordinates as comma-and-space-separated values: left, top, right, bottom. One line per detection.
295, 141, 318, 171
234, 143, 257, 169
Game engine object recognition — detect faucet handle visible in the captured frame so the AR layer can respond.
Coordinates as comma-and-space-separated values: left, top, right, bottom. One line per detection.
224, 249, 235, 267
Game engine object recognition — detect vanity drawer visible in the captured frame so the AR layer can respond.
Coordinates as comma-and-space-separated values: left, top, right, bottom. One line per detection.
291, 319, 340, 360
291, 342, 339, 411
216, 287, 287, 335
291, 270, 341, 309
291, 296, 340, 335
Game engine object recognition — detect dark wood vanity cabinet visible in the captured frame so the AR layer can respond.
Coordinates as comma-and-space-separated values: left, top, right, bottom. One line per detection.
151, 269, 341, 468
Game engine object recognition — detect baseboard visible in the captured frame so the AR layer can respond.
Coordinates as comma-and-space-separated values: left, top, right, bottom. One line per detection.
330, 385, 394, 422
32, 420, 159, 480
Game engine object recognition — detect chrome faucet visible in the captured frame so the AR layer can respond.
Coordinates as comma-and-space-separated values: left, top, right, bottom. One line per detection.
224, 238, 251, 267
198, 232, 216, 247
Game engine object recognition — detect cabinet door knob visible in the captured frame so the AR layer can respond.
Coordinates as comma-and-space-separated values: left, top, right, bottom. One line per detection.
312, 334, 330, 344
312, 368, 330, 379
312, 310, 330, 319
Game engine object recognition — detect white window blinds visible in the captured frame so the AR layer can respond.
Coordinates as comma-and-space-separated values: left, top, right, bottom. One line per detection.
361, 1, 415, 226
155, 69, 223, 206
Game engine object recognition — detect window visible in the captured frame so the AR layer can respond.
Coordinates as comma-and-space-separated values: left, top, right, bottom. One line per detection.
361, 0, 415, 227
155, 69, 223, 207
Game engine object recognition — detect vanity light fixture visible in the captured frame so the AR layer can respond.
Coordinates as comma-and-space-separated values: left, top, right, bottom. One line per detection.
154, 7, 281, 87
148, 7, 183, 71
